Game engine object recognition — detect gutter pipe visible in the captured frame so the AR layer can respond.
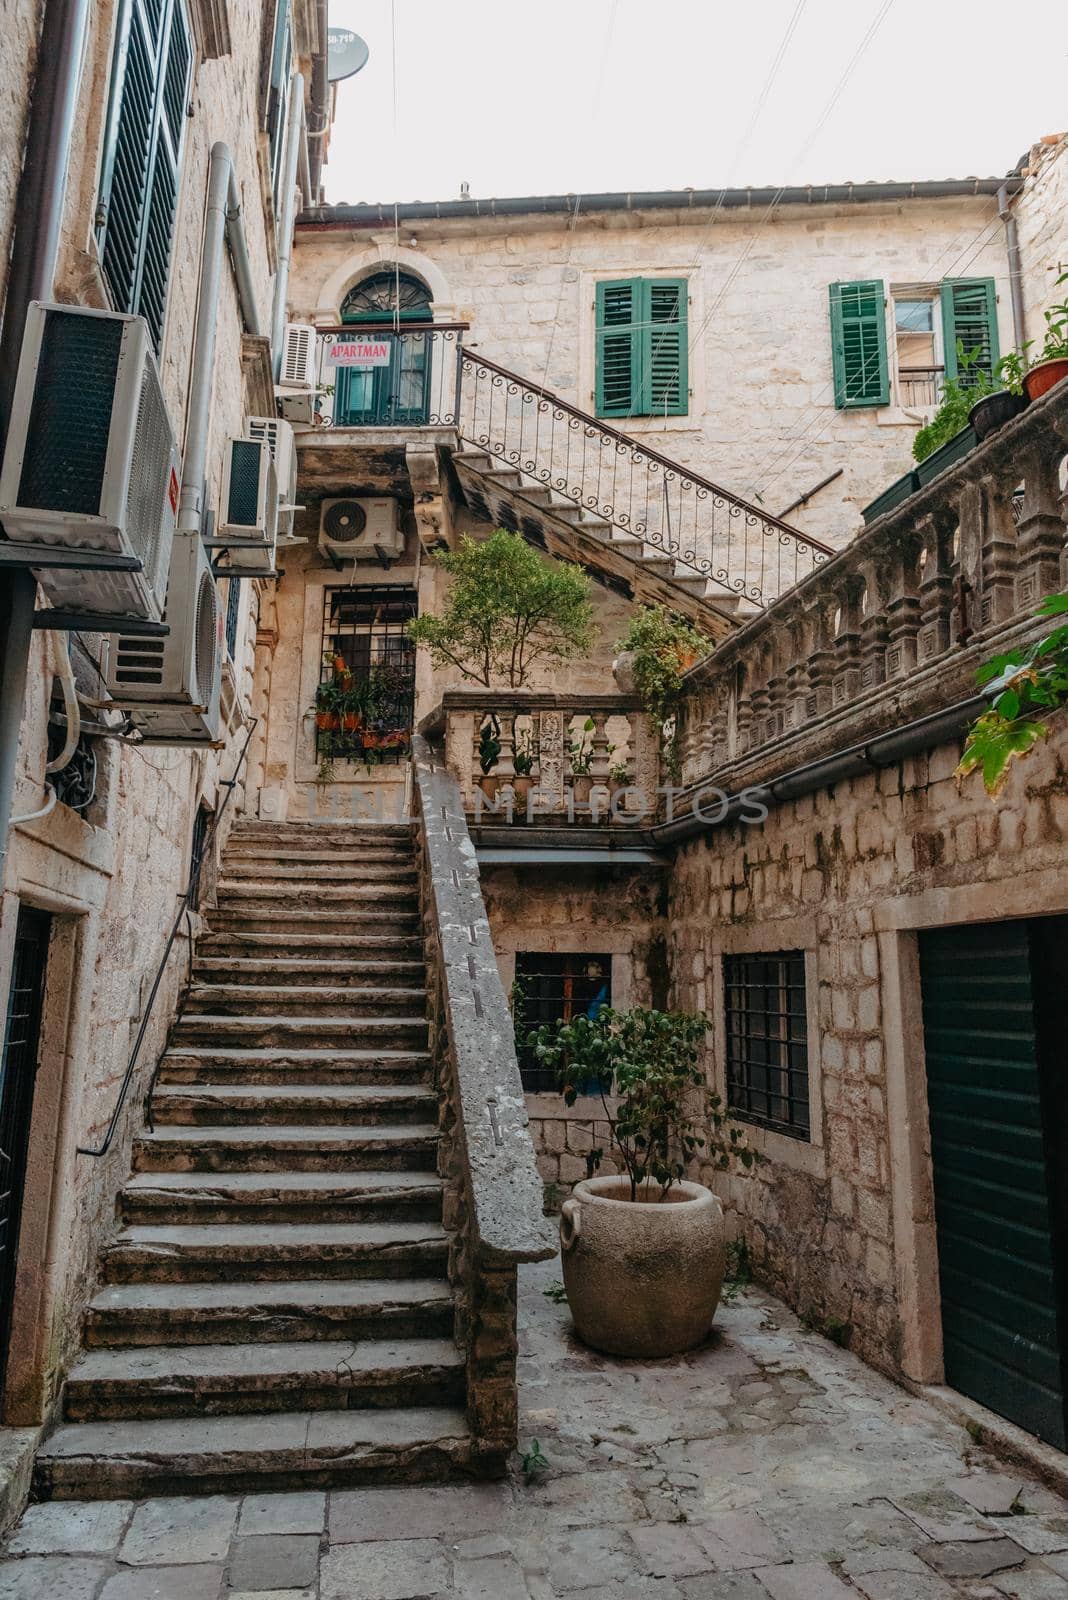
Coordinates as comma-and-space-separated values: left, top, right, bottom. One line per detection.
299, 175, 1023, 229
307, 0, 329, 202
0, 0, 91, 890
997, 182, 1027, 349
651, 694, 987, 849
179, 143, 261, 537
298, 102, 313, 210
270, 72, 305, 379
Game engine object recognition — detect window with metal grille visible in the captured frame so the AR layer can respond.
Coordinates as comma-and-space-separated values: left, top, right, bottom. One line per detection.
724, 951, 810, 1139
188, 801, 212, 890
513, 953, 611, 1093
97, 0, 192, 350
317, 586, 417, 766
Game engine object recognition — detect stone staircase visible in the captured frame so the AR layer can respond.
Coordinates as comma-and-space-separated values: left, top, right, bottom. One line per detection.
35, 820, 475, 1499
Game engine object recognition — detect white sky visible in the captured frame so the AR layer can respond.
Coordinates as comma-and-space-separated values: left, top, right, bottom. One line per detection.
323, 0, 1067, 206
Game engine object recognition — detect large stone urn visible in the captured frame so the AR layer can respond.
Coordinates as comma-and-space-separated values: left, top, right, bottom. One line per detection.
559, 1175, 726, 1358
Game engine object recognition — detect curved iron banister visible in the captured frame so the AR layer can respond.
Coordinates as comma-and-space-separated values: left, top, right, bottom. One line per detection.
456, 349, 832, 608
76, 717, 259, 1159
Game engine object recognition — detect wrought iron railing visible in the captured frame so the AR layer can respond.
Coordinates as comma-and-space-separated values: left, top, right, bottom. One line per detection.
456, 350, 832, 608
313, 323, 467, 428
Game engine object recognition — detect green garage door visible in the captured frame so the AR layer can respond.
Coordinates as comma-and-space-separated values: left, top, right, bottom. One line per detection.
919, 920, 1067, 1450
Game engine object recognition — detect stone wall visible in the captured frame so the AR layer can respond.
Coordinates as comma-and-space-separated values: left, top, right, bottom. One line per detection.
291, 193, 1013, 546
1014, 133, 1068, 349
0, 0, 298, 1426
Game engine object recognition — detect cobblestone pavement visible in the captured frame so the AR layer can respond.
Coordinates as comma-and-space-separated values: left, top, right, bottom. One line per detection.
2, 1257, 1066, 1599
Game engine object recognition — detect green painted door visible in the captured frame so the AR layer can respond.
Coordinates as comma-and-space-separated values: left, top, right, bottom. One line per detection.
919, 919, 1067, 1449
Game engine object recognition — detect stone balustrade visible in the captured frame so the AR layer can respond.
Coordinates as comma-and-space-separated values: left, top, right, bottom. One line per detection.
421, 689, 662, 823
410, 735, 556, 1472
676, 379, 1068, 793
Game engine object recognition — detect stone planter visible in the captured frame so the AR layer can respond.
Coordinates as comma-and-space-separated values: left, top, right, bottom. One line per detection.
1023, 358, 1068, 403
861, 468, 920, 525
969, 389, 1027, 441
560, 1175, 726, 1358
915, 424, 977, 486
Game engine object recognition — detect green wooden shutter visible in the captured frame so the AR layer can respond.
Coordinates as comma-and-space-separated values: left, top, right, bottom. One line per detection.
97, 0, 191, 350
641, 279, 688, 417
595, 279, 640, 417
829, 280, 889, 408
941, 278, 999, 385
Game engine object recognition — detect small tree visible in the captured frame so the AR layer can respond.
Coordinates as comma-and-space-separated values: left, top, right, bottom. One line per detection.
408, 530, 596, 688
529, 1005, 753, 1201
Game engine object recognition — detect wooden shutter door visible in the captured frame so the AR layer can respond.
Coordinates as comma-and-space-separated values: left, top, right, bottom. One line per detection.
595, 280, 640, 417
941, 279, 1000, 384
99, 0, 161, 315
137, 0, 191, 349
642, 279, 688, 416
829, 281, 889, 408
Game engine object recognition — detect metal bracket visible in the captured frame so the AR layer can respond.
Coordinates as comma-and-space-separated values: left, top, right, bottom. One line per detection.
31, 610, 169, 636
0, 542, 143, 571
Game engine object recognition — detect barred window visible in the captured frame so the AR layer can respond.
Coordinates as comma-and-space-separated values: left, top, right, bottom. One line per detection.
514, 953, 611, 1094
725, 951, 810, 1139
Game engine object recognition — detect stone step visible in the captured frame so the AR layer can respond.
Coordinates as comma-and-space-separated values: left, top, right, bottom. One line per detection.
171, 1015, 429, 1051
203, 910, 420, 938
215, 884, 419, 914
63, 1338, 465, 1421
182, 984, 427, 1019
133, 1123, 439, 1174
85, 1277, 456, 1348
101, 1221, 450, 1283
34, 1405, 471, 1498
148, 1083, 437, 1128
157, 1045, 432, 1087
190, 957, 426, 988
221, 858, 415, 882
121, 1169, 443, 1225
230, 821, 412, 838
194, 931, 422, 959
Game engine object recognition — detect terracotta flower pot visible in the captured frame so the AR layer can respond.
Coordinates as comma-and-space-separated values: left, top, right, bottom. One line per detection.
477, 773, 501, 801
571, 775, 593, 805
315, 711, 339, 731
340, 713, 363, 733
560, 1176, 727, 1358
1023, 359, 1068, 402
512, 775, 534, 805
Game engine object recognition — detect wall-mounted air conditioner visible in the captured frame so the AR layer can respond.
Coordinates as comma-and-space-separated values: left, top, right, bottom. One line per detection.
0, 302, 179, 621
276, 322, 317, 423
218, 436, 278, 576
247, 415, 303, 545
104, 532, 222, 745
318, 497, 403, 565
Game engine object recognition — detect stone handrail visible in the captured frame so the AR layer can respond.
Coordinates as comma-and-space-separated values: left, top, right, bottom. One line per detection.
410, 733, 555, 1468
420, 688, 662, 823
677, 378, 1068, 794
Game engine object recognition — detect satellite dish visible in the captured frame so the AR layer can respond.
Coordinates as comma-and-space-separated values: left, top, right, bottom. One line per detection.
328, 28, 370, 83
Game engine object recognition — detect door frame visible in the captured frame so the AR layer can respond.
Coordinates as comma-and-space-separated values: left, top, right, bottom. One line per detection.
877, 865, 1068, 1393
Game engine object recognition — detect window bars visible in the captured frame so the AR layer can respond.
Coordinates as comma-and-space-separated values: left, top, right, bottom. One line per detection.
725, 951, 810, 1139
317, 585, 418, 767
513, 952, 612, 1093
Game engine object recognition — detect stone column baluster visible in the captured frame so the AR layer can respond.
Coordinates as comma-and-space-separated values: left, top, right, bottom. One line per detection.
1015, 443, 1066, 611
805, 598, 836, 720
859, 561, 890, 693
496, 710, 516, 783
979, 471, 1020, 629
832, 578, 863, 709
589, 709, 611, 782
535, 709, 565, 815
733, 665, 753, 758
885, 534, 922, 681
917, 512, 955, 665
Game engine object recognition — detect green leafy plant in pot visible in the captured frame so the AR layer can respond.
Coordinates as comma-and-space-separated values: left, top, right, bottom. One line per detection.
529, 1004, 753, 1357
617, 606, 711, 784
1022, 273, 1068, 401
567, 717, 595, 805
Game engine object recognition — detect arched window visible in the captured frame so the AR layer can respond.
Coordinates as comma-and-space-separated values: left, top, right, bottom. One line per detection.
341, 270, 433, 324
334, 270, 434, 426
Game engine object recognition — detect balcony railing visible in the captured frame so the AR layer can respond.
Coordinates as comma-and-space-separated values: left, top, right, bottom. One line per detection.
423, 689, 663, 824
898, 365, 944, 408
311, 323, 468, 428
674, 375, 1068, 793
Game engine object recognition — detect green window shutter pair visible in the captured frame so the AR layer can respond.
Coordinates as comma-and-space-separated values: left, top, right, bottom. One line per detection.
98, 0, 192, 351
829, 277, 999, 408
941, 278, 1000, 384
829, 280, 889, 409
595, 278, 688, 418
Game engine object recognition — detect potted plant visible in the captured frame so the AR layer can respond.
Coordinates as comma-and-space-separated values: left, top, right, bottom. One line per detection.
617, 606, 712, 784
512, 728, 537, 806
608, 756, 629, 804
912, 343, 992, 480
1022, 275, 1068, 401
313, 681, 342, 731
568, 717, 595, 805
529, 1005, 754, 1358
477, 715, 502, 801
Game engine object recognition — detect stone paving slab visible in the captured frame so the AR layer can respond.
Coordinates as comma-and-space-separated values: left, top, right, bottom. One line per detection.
1, 1259, 1066, 1598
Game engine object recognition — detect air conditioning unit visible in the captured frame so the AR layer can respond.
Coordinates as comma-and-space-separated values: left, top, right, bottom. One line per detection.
276, 322, 317, 423
0, 302, 179, 621
318, 497, 403, 564
218, 436, 278, 576
104, 532, 222, 745
247, 415, 303, 545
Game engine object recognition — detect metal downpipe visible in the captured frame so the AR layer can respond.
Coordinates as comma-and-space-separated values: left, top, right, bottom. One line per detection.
998, 183, 1027, 350
226, 165, 262, 338
270, 73, 305, 378
0, 0, 91, 888
178, 144, 232, 537
307, 0, 329, 202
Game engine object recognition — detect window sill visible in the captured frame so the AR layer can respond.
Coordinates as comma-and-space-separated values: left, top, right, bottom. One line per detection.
741, 1120, 826, 1176
877, 405, 932, 428
597, 412, 698, 436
